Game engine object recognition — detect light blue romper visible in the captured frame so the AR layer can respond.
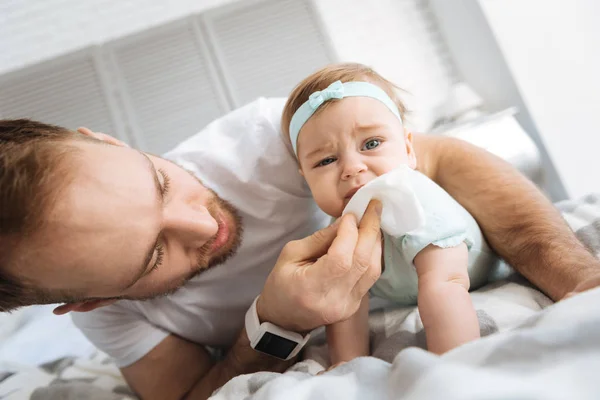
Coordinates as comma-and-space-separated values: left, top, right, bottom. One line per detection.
370, 168, 499, 306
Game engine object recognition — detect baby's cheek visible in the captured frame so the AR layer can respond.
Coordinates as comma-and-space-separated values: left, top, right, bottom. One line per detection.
312, 188, 343, 218
378, 155, 410, 174
303, 173, 343, 217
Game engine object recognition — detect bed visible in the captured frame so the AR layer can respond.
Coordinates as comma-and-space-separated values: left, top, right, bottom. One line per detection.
1, 115, 599, 399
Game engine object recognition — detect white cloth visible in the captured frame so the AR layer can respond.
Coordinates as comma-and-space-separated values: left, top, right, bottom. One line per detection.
72, 98, 331, 367
342, 165, 425, 237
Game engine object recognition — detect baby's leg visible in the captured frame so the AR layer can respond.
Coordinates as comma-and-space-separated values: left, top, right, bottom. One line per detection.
326, 295, 370, 365
414, 243, 480, 354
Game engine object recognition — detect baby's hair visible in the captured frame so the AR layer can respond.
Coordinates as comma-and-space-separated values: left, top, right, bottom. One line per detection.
281, 62, 407, 153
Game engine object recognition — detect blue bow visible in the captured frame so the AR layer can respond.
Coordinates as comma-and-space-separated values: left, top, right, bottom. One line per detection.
308, 80, 345, 110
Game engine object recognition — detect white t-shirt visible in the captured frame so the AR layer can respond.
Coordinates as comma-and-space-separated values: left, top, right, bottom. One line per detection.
72, 98, 330, 367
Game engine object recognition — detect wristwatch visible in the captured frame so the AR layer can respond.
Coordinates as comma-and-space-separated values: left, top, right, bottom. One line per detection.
245, 296, 311, 360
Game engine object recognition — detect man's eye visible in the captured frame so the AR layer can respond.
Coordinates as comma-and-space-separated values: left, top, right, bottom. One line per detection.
158, 168, 171, 195
363, 139, 380, 151
316, 157, 336, 167
150, 243, 165, 273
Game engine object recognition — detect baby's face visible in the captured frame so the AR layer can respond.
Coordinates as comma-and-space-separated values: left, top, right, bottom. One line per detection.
297, 96, 416, 217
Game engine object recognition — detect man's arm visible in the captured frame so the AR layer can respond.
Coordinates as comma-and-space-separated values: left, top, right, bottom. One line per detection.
121, 330, 292, 400
412, 133, 600, 301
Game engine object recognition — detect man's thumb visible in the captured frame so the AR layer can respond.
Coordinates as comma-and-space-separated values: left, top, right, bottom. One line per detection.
290, 218, 340, 260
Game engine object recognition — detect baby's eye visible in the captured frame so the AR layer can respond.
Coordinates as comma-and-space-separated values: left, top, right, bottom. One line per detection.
363, 139, 380, 151
316, 157, 336, 167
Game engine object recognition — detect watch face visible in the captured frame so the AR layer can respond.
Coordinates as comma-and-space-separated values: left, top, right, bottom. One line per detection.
255, 332, 297, 359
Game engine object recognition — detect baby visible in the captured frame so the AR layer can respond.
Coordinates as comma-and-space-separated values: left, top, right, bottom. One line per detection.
281, 63, 497, 364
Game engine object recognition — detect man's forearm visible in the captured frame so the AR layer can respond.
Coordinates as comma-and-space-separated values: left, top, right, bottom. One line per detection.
415, 134, 599, 300
185, 328, 293, 399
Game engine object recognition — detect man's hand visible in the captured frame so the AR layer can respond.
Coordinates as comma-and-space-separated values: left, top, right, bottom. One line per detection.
562, 273, 600, 300
257, 200, 383, 332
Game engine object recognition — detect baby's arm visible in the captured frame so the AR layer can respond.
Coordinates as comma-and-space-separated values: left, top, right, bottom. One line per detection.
326, 295, 370, 365
414, 243, 479, 354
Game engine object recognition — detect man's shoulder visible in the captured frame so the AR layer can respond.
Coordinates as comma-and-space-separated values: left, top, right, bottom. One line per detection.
164, 97, 308, 200
254, 97, 288, 129
165, 97, 287, 157
71, 301, 139, 329
224, 96, 287, 137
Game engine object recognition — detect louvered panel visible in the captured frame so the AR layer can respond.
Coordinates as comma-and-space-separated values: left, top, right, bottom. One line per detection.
314, 0, 459, 129
108, 18, 229, 155
202, 0, 336, 107
0, 50, 117, 137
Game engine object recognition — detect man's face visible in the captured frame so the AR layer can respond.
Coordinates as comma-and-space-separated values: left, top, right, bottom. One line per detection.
11, 140, 242, 302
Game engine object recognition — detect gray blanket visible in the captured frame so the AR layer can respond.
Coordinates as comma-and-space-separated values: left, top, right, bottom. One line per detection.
1, 194, 599, 399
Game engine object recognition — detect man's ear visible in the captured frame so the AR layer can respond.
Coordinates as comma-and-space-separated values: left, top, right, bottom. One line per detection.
77, 127, 130, 147
404, 128, 417, 169
53, 299, 118, 315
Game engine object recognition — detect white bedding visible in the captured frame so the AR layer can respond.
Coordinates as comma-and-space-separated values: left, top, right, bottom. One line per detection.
213, 287, 600, 400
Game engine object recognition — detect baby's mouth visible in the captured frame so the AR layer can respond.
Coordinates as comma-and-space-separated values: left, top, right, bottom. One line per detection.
344, 185, 364, 201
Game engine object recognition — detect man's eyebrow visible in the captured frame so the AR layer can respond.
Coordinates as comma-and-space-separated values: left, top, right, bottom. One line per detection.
123, 152, 164, 290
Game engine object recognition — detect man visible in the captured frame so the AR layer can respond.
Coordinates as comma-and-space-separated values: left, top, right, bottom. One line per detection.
0, 98, 598, 400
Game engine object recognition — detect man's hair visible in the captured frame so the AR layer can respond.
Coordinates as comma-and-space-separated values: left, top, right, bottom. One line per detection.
281, 62, 408, 153
0, 119, 81, 312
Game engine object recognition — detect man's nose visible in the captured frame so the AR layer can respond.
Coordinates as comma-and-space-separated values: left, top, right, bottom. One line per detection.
163, 203, 218, 247
342, 154, 367, 180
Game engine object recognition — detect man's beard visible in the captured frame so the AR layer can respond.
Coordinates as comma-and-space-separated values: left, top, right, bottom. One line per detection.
194, 189, 244, 273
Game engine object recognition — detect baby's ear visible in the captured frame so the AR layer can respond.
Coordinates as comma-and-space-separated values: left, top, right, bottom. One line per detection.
404, 129, 417, 169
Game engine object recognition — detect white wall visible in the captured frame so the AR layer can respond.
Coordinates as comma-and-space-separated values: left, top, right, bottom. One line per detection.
479, 0, 600, 199
428, 0, 568, 201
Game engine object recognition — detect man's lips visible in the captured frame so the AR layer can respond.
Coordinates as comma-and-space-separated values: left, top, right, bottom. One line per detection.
210, 214, 230, 253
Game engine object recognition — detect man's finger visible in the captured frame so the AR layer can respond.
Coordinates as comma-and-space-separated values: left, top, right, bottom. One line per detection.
562, 274, 600, 300
352, 199, 382, 267
352, 228, 382, 300
316, 214, 359, 277
284, 219, 341, 262
326, 200, 381, 295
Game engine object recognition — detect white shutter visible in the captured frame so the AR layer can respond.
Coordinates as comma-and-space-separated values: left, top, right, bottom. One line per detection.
106, 18, 230, 154
202, 0, 336, 107
0, 48, 121, 139
314, 0, 459, 130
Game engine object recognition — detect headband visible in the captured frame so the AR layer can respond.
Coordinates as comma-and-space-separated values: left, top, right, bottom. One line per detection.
288, 80, 403, 156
